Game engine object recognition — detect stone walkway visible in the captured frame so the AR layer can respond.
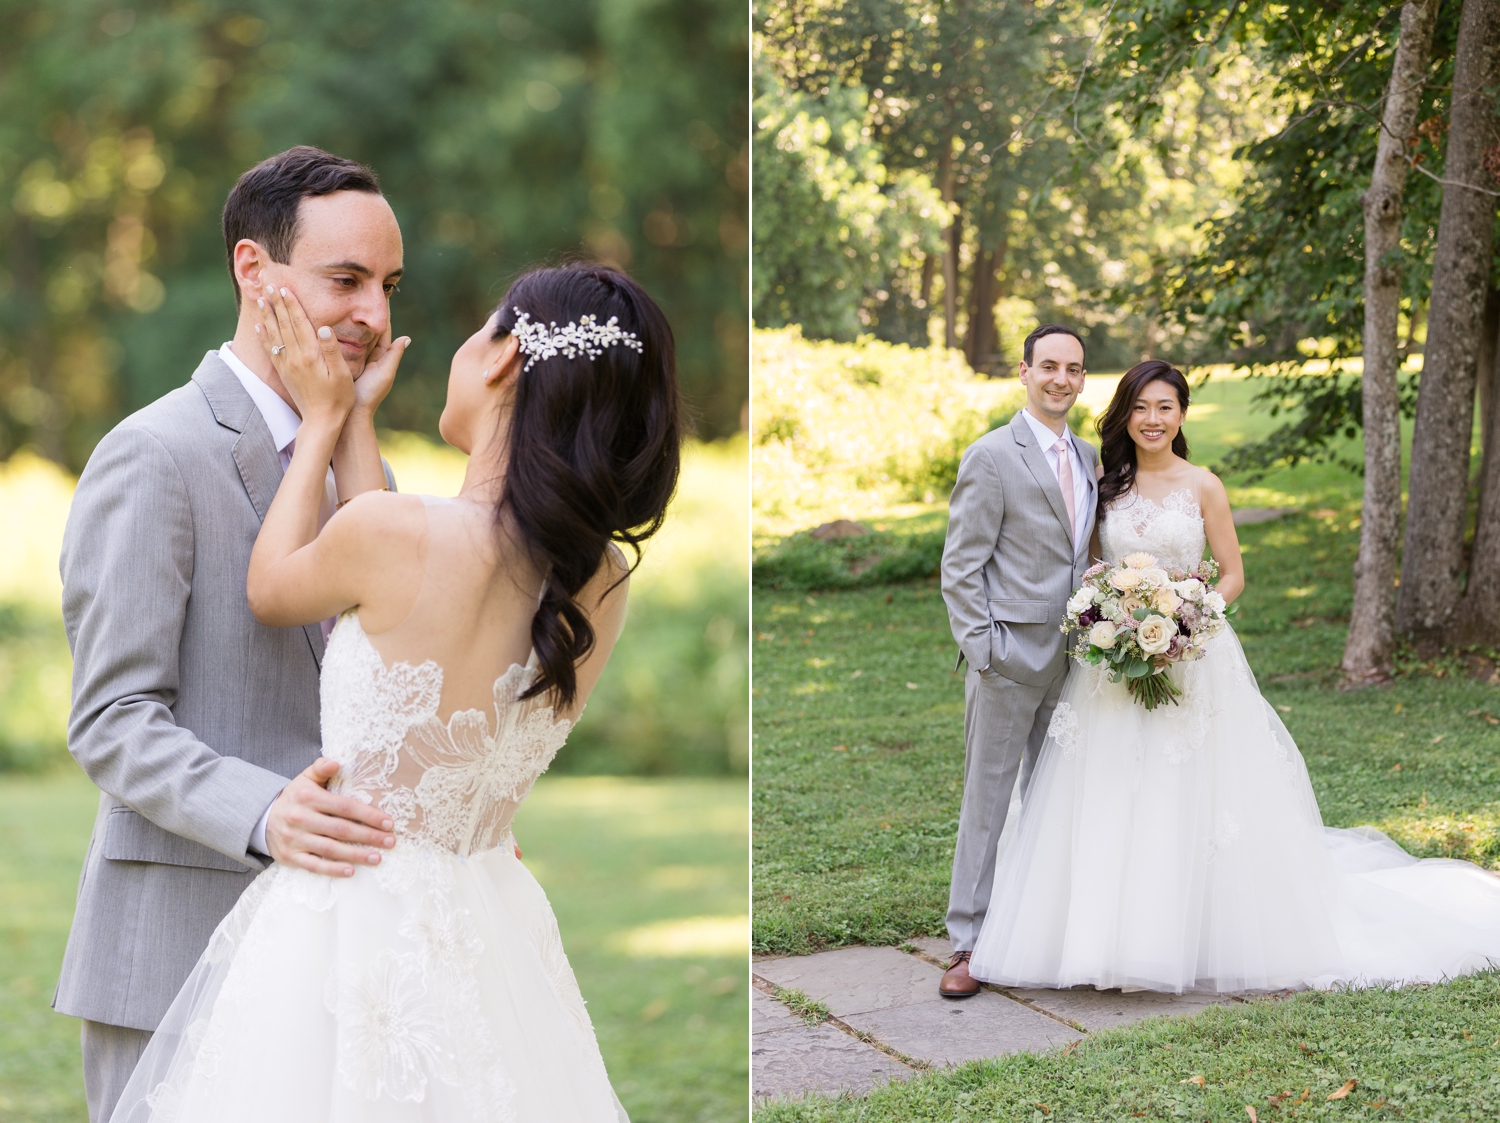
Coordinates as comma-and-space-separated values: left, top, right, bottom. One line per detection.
753, 936, 1239, 1102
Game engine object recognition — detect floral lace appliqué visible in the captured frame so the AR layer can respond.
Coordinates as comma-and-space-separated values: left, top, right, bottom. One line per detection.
1207, 810, 1242, 863
1048, 702, 1082, 759
325, 949, 457, 1103
1100, 488, 1206, 573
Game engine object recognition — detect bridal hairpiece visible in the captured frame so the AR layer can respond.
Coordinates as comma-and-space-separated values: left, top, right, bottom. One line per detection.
511, 309, 643, 372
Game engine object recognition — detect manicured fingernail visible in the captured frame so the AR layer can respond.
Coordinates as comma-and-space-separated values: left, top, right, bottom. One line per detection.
280, 288, 288, 297
384, 836, 395, 847
381, 819, 393, 831
344, 867, 354, 877
319, 326, 333, 339
255, 324, 262, 333
368, 853, 380, 864
257, 299, 264, 308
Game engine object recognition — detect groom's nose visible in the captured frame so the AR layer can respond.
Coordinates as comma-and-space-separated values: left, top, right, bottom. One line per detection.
348, 282, 390, 337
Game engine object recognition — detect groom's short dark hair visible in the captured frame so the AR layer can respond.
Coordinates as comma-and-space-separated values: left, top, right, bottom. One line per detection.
1023, 323, 1086, 367
222, 146, 382, 307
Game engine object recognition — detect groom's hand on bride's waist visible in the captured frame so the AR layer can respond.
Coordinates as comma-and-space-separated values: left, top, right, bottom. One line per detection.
266, 757, 397, 877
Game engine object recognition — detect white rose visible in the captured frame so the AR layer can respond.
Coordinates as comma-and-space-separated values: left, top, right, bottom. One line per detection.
1136, 614, 1174, 655
1088, 621, 1119, 649
1172, 580, 1204, 603
1067, 586, 1098, 615
1138, 567, 1171, 590
1203, 590, 1227, 615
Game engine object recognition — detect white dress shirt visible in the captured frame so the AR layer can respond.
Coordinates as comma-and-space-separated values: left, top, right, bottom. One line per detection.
217, 342, 337, 857
1020, 406, 1090, 547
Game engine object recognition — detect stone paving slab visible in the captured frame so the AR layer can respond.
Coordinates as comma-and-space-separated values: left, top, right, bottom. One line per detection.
753, 986, 801, 1034
1005, 985, 1235, 1031
843, 992, 1080, 1067
756, 946, 946, 1017
908, 934, 1237, 1029
751, 1022, 910, 1100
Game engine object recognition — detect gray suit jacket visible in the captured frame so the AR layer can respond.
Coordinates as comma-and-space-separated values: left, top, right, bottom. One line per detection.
54, 352, 391, 1032
941, 410, 1100, 687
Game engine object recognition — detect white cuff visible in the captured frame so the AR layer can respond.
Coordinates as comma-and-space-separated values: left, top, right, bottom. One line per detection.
249, 792, 283, 857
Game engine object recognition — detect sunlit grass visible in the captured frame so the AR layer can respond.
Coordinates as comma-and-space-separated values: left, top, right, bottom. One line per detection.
0, 769, 748, 1123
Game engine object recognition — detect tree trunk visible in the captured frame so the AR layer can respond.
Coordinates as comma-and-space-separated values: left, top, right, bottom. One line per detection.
1460, 286, 1500, 635
9, 215, 64, 464
919, 251, 936, 314
1396, 0, 1500, 643
964, 232, 1007, 375
1342, 0, 1442, 684
939, 142, 960, 350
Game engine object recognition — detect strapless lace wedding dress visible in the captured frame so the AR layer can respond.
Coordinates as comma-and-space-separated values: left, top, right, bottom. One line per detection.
969, 488, 1500, 993
111, 612, 627, 1122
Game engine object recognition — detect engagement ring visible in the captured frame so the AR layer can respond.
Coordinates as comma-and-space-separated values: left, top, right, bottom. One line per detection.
271, 345, 284, 355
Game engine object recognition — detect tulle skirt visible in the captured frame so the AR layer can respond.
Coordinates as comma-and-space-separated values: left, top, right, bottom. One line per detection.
110, 842, 628, 1122
969, 628, 1500, 993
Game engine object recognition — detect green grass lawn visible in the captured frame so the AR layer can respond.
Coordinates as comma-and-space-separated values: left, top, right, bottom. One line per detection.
752, 373, 1500, 1117
0, 769, 748, 1123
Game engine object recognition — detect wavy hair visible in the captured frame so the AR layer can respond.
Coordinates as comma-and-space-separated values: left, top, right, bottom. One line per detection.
490, 263, 682, 707
1096, 360, 1191, 518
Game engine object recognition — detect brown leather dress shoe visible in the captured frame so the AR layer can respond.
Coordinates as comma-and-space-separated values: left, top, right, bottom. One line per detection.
939, 950, 981, 998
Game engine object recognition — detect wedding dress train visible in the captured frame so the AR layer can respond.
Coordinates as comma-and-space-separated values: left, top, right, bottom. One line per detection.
111, 596, 627, 1120
969, 487, 1500, 994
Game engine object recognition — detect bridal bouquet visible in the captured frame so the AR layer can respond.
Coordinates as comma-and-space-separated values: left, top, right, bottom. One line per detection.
1063, 553, 1230, 710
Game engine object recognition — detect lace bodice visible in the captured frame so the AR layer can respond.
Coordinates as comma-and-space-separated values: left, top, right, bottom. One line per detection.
1100, 488, 1206, 571
320, 611, 574, 858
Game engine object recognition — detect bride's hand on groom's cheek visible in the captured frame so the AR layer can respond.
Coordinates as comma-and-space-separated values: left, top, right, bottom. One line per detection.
265, 757, 397, 877
349, 327, 409, 419
253, 281, 355, 426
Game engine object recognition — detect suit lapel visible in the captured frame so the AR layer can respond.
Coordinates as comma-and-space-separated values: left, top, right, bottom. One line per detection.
1010, 411, 1074, 546
1074, 435, 1098, 562
194, 355, 326, 669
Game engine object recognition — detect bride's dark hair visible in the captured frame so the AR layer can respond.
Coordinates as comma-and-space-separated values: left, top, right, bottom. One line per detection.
490, 263, 681, 707
1095, 360, 1191, 519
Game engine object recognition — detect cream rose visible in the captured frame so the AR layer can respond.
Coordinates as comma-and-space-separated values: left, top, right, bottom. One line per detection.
1136, 614, 1174, 655
1153, 587, 1183, 615
1138, 567, 1171, 590
1171, 579, 1204, 603
1088, 621, 1119, 649
1118, 591, 1148, 618
1122, 552, 1157, 569
1109, 568, 1144, 591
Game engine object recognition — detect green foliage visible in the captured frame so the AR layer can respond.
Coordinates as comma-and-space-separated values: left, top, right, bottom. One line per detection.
751, 54, 943, 343
752, 327, 1035, 537
753, 511, 946, 592
0, 0, 747, 470
0, 768, 748, 1123
756, 970, 1500, 1120
767, 985, 831, 1026
0, 604, 71, 772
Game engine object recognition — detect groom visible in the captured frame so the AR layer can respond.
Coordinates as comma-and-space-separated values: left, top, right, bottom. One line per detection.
54, 146, 404, 1121
938, 324, 1097, 997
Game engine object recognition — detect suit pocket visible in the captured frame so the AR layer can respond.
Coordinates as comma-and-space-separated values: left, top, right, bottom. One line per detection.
988, 599, 1053, 625
102, 807, 257, 873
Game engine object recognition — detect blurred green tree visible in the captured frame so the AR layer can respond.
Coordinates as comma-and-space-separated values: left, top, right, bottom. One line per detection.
0, 0, 748, 469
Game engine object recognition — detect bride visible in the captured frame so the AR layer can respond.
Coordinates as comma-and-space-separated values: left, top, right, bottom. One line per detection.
969, 359, 1500, 994
110, 263, 680, 1121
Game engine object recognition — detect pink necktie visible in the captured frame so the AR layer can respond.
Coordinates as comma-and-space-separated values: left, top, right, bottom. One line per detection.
1053, 436, 1076, 542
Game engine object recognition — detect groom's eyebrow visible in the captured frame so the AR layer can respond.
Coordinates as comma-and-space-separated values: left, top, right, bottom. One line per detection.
324, 259, 404, 281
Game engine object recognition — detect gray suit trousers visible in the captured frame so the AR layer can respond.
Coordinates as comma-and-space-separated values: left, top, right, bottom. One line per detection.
945, 664, 1067, 953
82, 1020, 151, 1123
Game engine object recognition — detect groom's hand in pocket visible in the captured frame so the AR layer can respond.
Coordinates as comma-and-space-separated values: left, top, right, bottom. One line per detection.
266, 757, 397, 877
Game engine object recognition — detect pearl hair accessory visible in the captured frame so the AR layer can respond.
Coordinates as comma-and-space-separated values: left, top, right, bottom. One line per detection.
511, 309, 643, 372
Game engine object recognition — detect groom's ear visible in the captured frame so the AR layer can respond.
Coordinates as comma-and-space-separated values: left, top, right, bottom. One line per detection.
232, 239, 273, 300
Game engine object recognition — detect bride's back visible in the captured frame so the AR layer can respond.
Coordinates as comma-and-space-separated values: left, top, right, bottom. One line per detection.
359, 494, 548, 721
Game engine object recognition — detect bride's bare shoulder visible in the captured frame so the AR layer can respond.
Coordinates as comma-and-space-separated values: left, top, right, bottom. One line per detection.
321, 490, 430, 559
